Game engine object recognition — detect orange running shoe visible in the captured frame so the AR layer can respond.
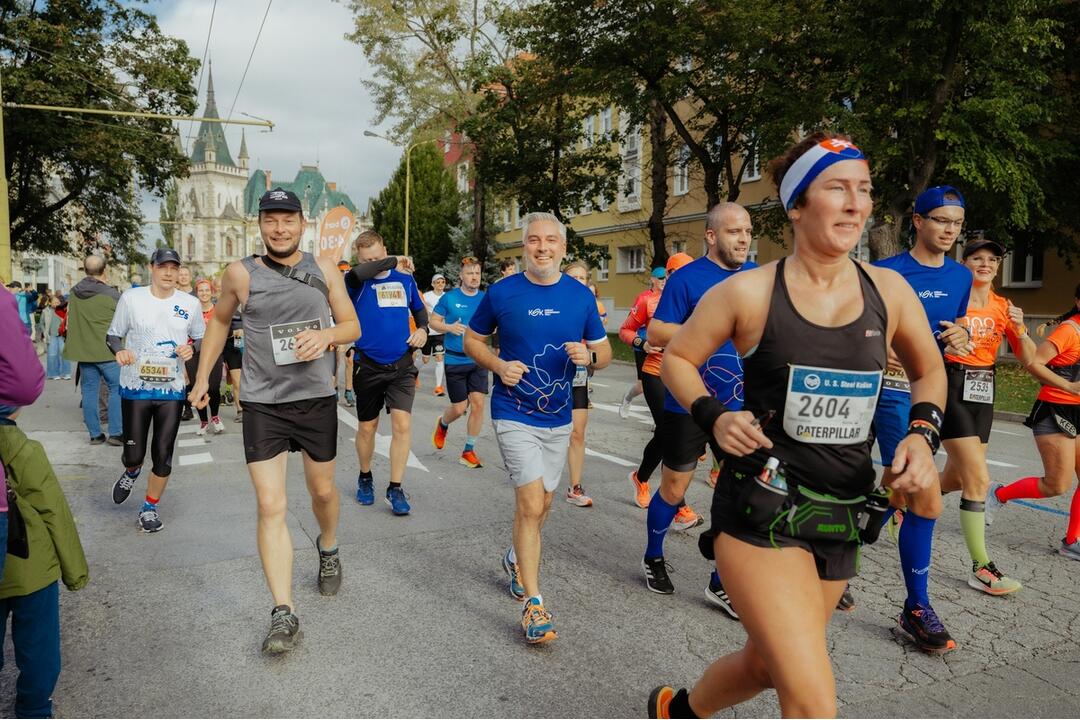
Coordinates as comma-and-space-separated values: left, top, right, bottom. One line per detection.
707, 468, 719, 488
630, 471, 651, 509
460, 449, 483, 468
434, 386, 445, 396
647, 686, 675, 719
671, 504, 703, 531
432, 419, 447, 450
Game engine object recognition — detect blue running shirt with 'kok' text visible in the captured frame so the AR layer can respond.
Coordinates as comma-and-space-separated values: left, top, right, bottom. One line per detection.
872, 252, 972, 355
348, 269, 425, 364
654, 255, 757, 413
434, 287, 485, 365
469, 273, 606, 428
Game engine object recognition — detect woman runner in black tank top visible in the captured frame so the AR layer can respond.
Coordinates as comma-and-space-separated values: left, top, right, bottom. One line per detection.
646, 134, 947, 720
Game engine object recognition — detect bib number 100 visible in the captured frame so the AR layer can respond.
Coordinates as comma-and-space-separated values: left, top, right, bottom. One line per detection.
796, 396, 852, 419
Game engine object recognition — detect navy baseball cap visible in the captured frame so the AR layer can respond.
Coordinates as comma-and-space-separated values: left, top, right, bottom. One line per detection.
150, 247, 181, 266
259, 187, 303, 213
914, 185, 965, 216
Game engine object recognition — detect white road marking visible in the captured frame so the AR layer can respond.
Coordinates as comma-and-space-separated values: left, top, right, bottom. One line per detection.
585, 448, 636, 467
177, 438, 208, 448
176, 452, 213, 466
590, 382, 610, 388
986, 459, 1019, 468
336, 407, 429, 472
176, 425, 199, 435
990, 427, 1022, 437
589, 400, 652, 423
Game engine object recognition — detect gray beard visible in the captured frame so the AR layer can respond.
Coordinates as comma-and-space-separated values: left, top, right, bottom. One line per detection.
527, 262, 559, 281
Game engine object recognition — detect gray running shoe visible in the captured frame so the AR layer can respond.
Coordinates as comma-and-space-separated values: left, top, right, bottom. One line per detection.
984, 483, 1005, 525
1059, 539, 1080, 562
113, 470, 138, 504
262, 605, 302, 654
138, 507, 163, 533
317, 535, 342, 596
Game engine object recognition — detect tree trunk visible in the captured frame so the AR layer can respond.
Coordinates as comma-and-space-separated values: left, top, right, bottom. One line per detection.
647, 97, 669, 269
868, 204, 905, 260
703, 161, 721, 211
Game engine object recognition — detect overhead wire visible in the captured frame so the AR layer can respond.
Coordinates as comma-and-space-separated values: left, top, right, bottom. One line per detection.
225, 0, 273, 126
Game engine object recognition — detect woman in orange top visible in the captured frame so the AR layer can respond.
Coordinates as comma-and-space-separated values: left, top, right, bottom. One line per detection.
191, 278, 226, 435
620, 252, 693, 509
939, 239, 1035, 595
988, 281, 1080, 560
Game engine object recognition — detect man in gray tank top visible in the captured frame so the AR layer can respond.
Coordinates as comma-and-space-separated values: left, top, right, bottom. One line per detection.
189, 188, 360, 655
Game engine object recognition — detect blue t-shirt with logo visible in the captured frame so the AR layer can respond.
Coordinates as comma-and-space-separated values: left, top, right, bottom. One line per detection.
348, 269, 425, 364
873, 252, 972, 355
469, 273, 606, 428
434, 287, 485, 365
654, 255, 757, 413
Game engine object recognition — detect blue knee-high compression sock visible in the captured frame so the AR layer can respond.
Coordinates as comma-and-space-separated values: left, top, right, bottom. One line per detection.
645, 491, 680, 559
881, 506, 897, 527
898, 510, 935, 608
710, 570, 721, 586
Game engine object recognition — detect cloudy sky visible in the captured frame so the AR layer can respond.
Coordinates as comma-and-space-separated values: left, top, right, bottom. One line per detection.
140, 0, 400, 243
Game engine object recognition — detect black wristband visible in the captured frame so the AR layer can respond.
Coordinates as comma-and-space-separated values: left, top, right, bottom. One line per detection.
690, 395, 727, 436
632, 336, 644, 349
908, 402, 944, 433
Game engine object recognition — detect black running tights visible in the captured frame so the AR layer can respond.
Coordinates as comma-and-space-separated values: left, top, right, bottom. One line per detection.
636, 373, 667, 482
121, 398, 182, 476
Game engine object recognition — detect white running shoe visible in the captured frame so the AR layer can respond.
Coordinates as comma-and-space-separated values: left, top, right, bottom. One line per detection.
196, 421, 208, 436
619, 386, 634, 419
210, 416, 226, 434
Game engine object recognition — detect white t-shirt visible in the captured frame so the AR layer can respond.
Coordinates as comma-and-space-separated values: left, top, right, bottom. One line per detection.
108, 287, 205, 400
423, 289, 444, 336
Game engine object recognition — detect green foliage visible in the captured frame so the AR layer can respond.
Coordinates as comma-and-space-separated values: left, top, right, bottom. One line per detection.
158, 179, 179, 248
431, 199, 500, 284
370, 143, 460, 288
1, 0, 198, 261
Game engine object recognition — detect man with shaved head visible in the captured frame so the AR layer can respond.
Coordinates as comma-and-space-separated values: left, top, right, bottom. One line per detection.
65, 254, 124, 444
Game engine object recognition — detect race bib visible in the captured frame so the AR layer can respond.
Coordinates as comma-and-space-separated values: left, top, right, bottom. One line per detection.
962, 368, 994, 404
271, 319, 323, 366
137, 355, 178, 383
572, 364, 588, 387
784, 365, 883, 445
883, 368, 910, 393
375, 282, 408, 308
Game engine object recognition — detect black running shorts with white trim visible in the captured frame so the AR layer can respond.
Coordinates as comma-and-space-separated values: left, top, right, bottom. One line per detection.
353, 351, 418, 421
445, 362, 489, 404
421, 333, 445, 357
1025, 399, 1080, 438
242, 395, 338, 463
941, 363, 995, 443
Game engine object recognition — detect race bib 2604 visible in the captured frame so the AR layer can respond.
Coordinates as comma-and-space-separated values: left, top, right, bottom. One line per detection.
783, 365, 883, 445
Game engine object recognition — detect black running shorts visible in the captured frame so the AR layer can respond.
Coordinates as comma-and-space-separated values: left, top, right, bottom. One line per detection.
223, 337, 243, 373
941, 363, 995, 443
421, 333, 445, 358
242, 395, 338, 463
1025, 399, 1080, 438
661, 410, 709, 472
445, 363, 489, 404
353, 351, 418, 421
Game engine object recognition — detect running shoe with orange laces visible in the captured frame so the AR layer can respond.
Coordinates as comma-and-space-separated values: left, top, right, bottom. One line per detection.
566, 485, 593, 507
647, 686, 675, 719
671, 504, 703, 531
521, 597, 556, 644
630, 470, 651, 509
432, 419, 448, 450
459, 449, 483, 468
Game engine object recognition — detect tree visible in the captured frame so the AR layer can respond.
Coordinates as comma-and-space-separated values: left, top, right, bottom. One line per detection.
831, 0, 1075, 258
1, 0, 199, 260
158, 179, 180, 248
370, 143, 460, 288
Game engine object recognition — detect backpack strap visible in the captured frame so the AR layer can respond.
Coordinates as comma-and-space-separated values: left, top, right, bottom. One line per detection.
257, 254, 330, 301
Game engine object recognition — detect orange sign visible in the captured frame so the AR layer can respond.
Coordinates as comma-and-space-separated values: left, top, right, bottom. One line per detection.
317, 206, 355, 263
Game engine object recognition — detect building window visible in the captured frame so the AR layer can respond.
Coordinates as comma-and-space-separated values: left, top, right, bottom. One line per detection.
743, 134, 761, 182
601, 107, 612, 138
457, 162, 470, 193
618, 114, 642, 211
500, 206, 511, 231
671, 239, 686, 254
186, 235, 195, 259
597, 254, 609, 281
597, 194, 609, 212
673, 144, 690, 196
582, 116, 594, 148
226, 236, 234, 256
443, 130, 453, 155
513, 202, 523, 229
1002, 241, 1044, 288
580, 198, 593, 215
618, 246, 646, 273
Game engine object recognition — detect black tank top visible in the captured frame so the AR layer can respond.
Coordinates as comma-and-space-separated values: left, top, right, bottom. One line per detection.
729, 258, 888, 498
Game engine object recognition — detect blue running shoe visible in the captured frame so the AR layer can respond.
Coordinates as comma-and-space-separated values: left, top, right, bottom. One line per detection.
385, 485, 411, 515
356, 474, 374, 505
521, 597, 556, 644
502, 548, 525, 600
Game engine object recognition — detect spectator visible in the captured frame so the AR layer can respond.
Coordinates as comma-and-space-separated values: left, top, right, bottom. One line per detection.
5, 281, 37, 335
64, 255, 123, 445
0, 287, 46, 580
43, 295, 72, 380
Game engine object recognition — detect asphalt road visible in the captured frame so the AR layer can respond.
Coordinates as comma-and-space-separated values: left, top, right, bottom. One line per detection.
2, 358, 1078, 718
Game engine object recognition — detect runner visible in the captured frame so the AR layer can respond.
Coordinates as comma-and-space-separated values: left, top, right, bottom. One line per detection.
176, 266, 194, 295
189, 188, 360, 654
938, 238, 1034, 594
870, 185, 974, 652
621, 253, 692, 509
620, 267, 666, 419
641, 202, 756, 616
222, 309, 244, 422
347, 229, 428, 517
422, 274, 448, 396
190, 279, 226, 436
564, 260, 600, 507
430, 257, 488, 468
107, 248, 205, 533
464, 212, 611, 644
648, 133, 945, 719
987, 282, 1080, 559
334, 259, 356, 407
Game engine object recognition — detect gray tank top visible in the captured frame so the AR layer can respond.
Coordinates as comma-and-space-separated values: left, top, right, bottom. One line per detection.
240, 253, 335, 403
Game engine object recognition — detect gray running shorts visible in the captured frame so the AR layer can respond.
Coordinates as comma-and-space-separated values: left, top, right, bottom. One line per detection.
492, 419, 572, 493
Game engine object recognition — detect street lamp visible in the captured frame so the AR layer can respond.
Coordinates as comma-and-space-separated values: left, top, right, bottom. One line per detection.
364, 129, 439, 257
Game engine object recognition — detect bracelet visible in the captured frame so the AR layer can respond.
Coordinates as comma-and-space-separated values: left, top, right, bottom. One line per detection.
690, 395, 728, 436
906, 423, 941, 455
632, 336, 644, 349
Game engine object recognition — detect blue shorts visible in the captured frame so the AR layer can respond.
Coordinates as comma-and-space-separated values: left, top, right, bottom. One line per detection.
873, 388, 910, 467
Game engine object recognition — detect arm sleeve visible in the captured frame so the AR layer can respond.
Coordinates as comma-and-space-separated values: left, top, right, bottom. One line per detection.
105, 335, 124, 355
411, 305, 429, 329
344, 257, 398, 291
469, 292, 497, 336
0, 291, 45, 407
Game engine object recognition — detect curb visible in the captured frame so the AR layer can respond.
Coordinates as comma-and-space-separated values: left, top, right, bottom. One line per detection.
993, 410, 1027, 424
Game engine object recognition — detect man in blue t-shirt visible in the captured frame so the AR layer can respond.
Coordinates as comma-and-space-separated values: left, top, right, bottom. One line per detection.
870, 185, 974, 654
346, 230, 429, 517
465, 212, 611, 645
431, 257, 488, 468
639, 202, 756, 614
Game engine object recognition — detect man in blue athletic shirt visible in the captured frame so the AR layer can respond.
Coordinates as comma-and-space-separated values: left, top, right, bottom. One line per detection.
431, 256, 488, 468
871, 185, 974, 653
641, 202, 756, 618
347, 229, 429, 516
465, 212, 611, 645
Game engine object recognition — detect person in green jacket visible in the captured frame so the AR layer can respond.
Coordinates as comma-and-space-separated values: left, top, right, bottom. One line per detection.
0, 406, 89, 719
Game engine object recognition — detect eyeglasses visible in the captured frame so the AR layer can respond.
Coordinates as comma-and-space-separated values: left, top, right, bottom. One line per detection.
923, 215, 965, 229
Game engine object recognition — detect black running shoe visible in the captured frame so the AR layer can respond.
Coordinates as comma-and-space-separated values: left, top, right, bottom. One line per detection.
317, 535, 342, 596
643, 556, 674, 594
836, 584, 856, 612
181, 404, 194, 422
262, 605, 302, 654
112, 470, 138, 504
89, 434, 106, 445
898, 602, 957, 653
705, 575, 739, 619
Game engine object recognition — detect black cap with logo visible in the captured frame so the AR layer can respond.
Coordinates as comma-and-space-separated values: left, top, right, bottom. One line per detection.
961, 238, 1006, 259
150, 247, 182, 266
259, 187, 303, 214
